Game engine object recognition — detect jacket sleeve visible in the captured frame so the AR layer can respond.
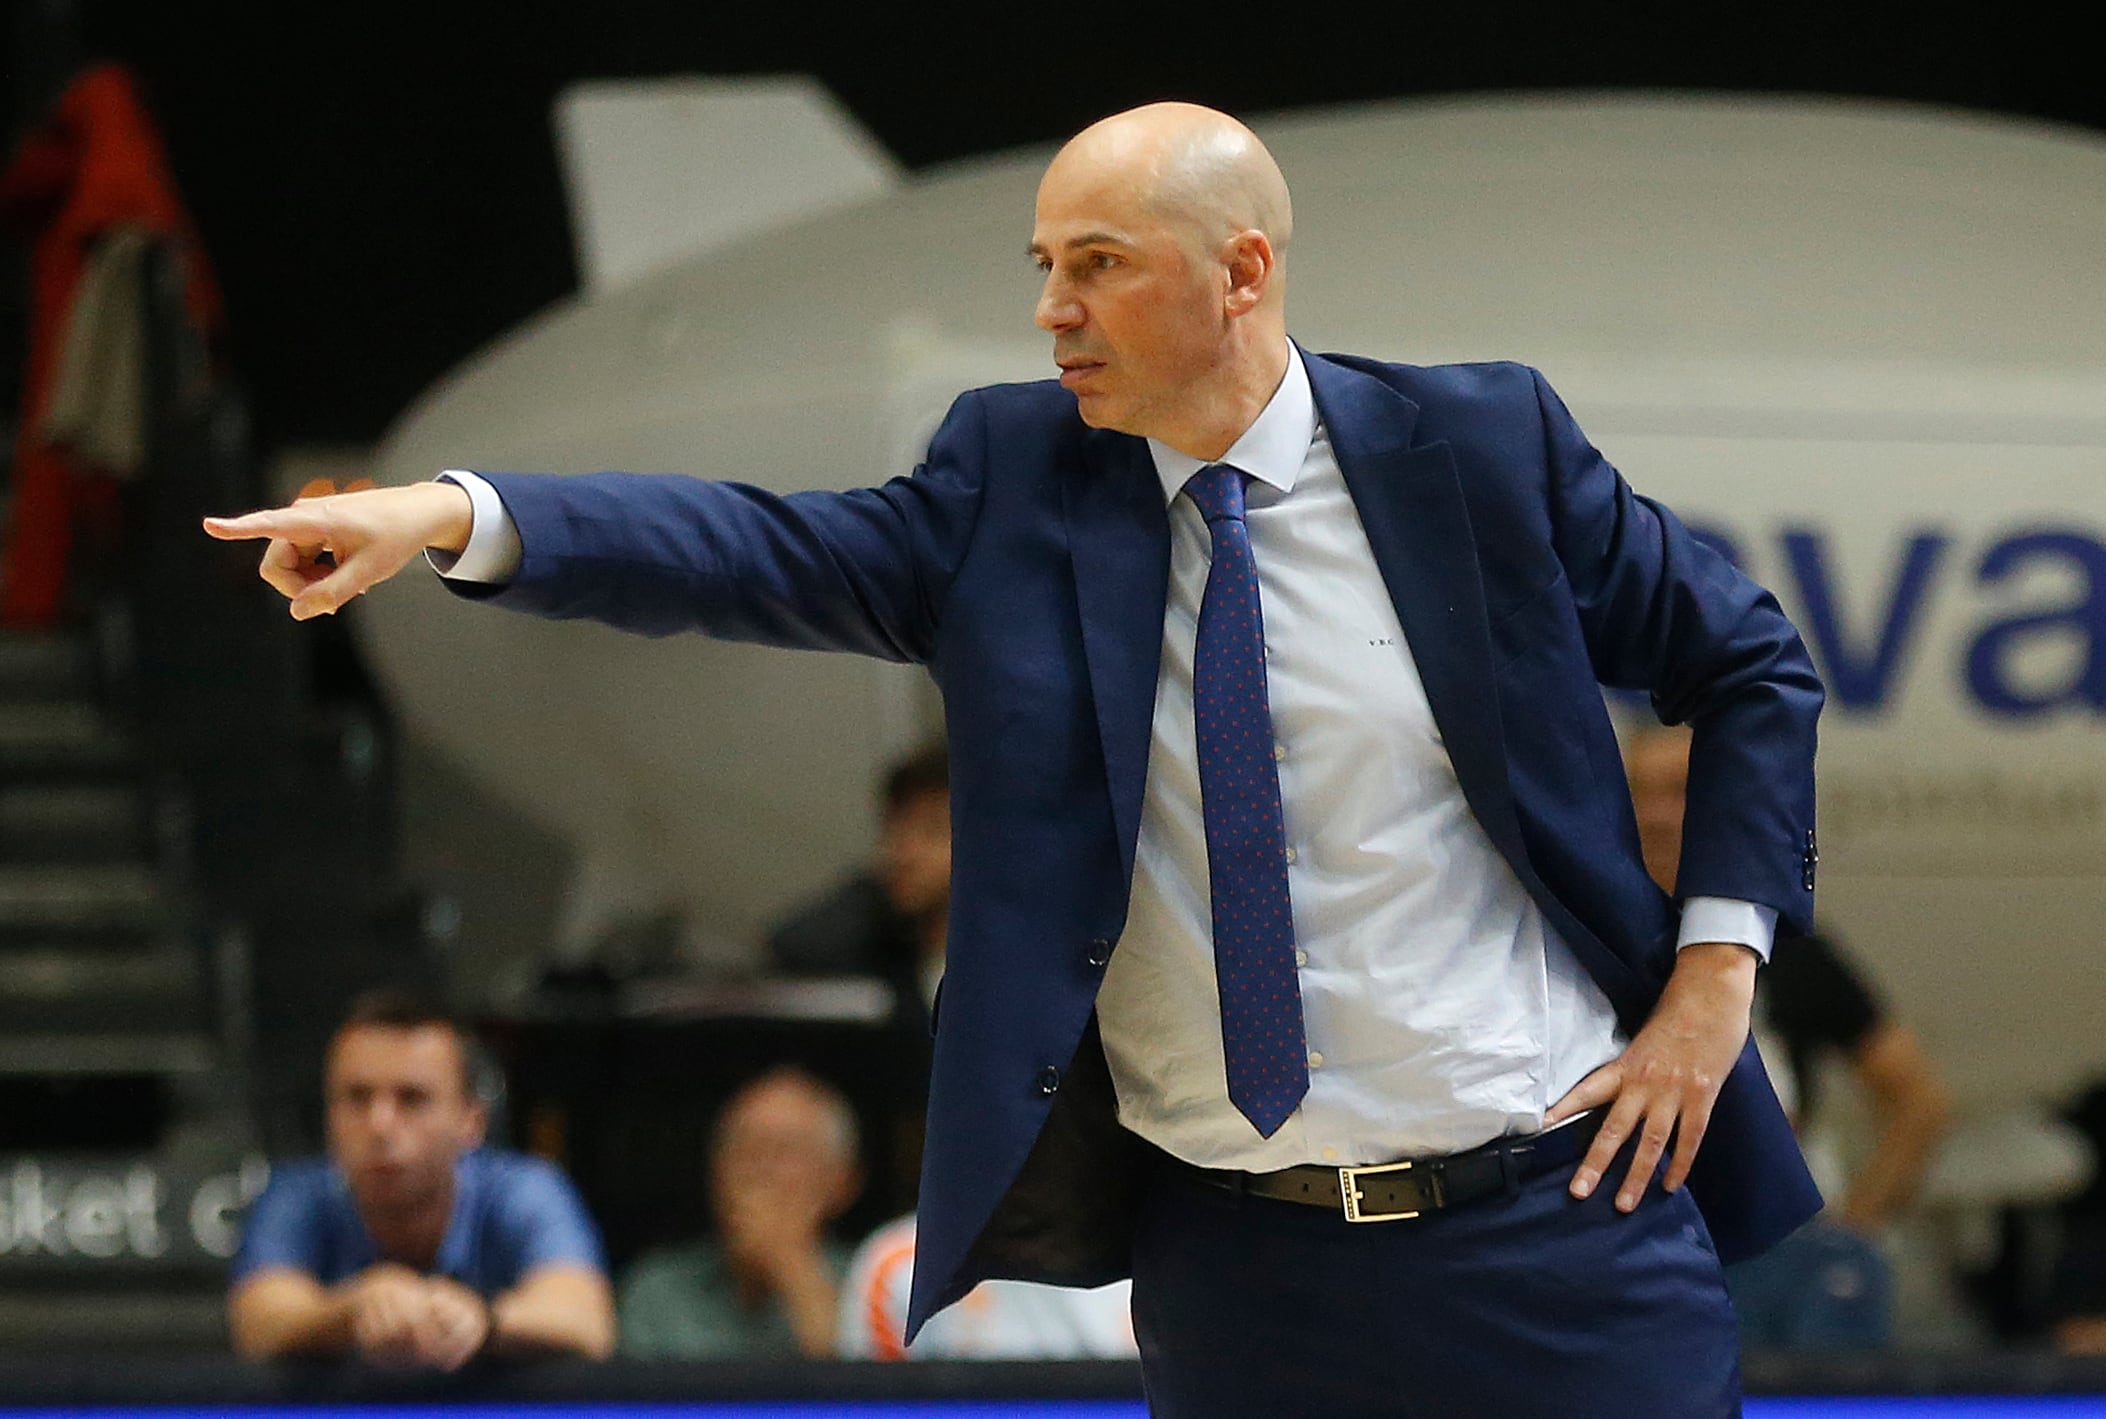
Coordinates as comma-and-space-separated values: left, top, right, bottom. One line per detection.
447, 390, 992, 667
1531, 367, 1824, 932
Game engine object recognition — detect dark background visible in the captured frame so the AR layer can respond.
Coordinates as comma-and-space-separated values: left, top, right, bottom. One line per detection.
6, 0, 2097, 455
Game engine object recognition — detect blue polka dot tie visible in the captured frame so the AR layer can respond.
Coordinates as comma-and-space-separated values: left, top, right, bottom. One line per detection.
1184, 463, 1308, 1138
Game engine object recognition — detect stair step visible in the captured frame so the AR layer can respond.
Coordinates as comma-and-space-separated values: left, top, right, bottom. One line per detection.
0, 784, 149, 861
0, 703, 133, 774
0, 634, 94, 700
0, 1033, 215, 1076
0, 946, 197, 998
0, 947, 203, 1033
0, 864, 172, 938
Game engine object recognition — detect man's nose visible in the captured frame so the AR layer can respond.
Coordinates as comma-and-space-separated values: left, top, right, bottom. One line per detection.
1035, 276, 1081, 333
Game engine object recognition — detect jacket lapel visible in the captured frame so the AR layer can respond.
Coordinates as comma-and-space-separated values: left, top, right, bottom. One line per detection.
1063, 426, 1171, 883
1059, 355, 1536, 903
1304, 352, 1532, 879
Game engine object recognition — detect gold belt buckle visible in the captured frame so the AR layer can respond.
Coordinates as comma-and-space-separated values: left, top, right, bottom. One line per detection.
1338, 1158, 1435, 1223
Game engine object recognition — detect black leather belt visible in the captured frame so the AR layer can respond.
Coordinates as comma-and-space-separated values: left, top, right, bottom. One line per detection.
1185, 1109, 1605, 1223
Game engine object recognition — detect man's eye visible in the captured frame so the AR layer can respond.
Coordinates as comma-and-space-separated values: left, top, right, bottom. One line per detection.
1089, 253, 1119, 270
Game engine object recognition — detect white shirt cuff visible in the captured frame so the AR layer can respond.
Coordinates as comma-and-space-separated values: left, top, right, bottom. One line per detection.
1676, 897, 1777, 964
426, 469, 523, 583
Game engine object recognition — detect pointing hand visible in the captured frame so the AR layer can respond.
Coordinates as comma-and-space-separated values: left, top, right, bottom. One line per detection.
202, 480, 474, 619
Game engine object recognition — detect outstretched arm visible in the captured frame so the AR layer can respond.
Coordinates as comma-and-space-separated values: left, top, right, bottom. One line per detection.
205, 392, 991, 664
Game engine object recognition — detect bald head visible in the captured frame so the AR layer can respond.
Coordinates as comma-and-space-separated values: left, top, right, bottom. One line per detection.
1051, 103, 1294, 264
1031, 103, 1295, 457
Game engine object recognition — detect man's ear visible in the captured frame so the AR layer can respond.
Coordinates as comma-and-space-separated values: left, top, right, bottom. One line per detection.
1221, 230, 1275, 317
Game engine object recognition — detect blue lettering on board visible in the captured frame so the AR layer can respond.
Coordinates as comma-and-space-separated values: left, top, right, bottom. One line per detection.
1781, 529, 1948, 714
1601, 523, 2106, 718
1965, 531, 2106, 717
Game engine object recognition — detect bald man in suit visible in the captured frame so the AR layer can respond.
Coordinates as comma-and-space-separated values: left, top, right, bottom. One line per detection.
210, 103, 1823, 1416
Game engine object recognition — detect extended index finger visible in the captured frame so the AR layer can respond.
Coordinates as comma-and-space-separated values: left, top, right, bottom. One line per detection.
201, 506, 330, 543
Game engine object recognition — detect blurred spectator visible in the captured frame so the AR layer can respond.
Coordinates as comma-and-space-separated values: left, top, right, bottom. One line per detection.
228, 990, 614, 1367
767, 744, 950, 1037
837, 1212, 1135, 1360
1625, 724, 1951, 1349
2051, 1079, 2106, 1353
2051, 1231, 2106, 1355
618, 1067, 863, 1359
766, 744, 948, 1213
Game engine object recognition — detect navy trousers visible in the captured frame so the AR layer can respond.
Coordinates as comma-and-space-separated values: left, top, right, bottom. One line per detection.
1130, 1142, 1742, 1418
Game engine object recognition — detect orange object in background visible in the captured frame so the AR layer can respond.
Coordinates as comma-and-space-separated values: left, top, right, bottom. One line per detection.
293, 478, 376, 501
0, 63, 223, 626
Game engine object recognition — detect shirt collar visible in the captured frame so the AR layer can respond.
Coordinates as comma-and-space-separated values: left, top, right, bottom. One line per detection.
1146, 340, 1316, 506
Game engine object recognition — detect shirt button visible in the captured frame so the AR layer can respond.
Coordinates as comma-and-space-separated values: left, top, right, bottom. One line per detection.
1036, 1066, 1061, 1096
1273, 743, 1286, 762
1306, 1050, 1324, 1070
1294, 949, 1308, 967
1283, 847, 1298, 865
1322, 1147, 1339, 1162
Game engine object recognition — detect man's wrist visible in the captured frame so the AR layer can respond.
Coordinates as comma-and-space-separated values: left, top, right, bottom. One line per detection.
1682, 938, 1763, 965
424, 478, 476, 557
429, 470, 523, 582
1670, 941, 1761, 1011
1676, 938, 1762, 973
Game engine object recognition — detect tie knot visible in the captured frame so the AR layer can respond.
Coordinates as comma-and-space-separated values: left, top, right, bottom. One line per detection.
1183, 464, 1247, 524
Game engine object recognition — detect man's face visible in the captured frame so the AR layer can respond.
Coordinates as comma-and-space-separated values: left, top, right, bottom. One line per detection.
879, 788, 951, 922
1624, 732, 1691, 895
325, 1024, 484, 1214
709, 1079, 855, 1225
1030, 160, 1226, 438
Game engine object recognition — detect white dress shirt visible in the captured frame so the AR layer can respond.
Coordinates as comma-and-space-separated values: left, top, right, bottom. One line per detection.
1090, 343, 1769, 1172
433, 343, 1773, 1174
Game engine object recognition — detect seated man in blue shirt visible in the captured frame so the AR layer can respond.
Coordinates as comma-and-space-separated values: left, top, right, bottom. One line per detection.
229, 990, 615, 1367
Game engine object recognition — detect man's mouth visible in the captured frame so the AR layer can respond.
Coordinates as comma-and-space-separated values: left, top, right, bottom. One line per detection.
1057, 358, 1104, 389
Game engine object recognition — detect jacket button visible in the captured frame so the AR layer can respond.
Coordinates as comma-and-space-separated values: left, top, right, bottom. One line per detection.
1085, 937, 1113, 967
1036, 1066, 1061, 1096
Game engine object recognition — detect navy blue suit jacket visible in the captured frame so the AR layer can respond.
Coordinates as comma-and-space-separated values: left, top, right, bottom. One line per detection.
460, 350, 1826, 1338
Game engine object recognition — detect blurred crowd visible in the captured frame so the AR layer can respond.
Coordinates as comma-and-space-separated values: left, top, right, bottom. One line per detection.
224, 745, 1136, 1369
220, 734, 2106, 1370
